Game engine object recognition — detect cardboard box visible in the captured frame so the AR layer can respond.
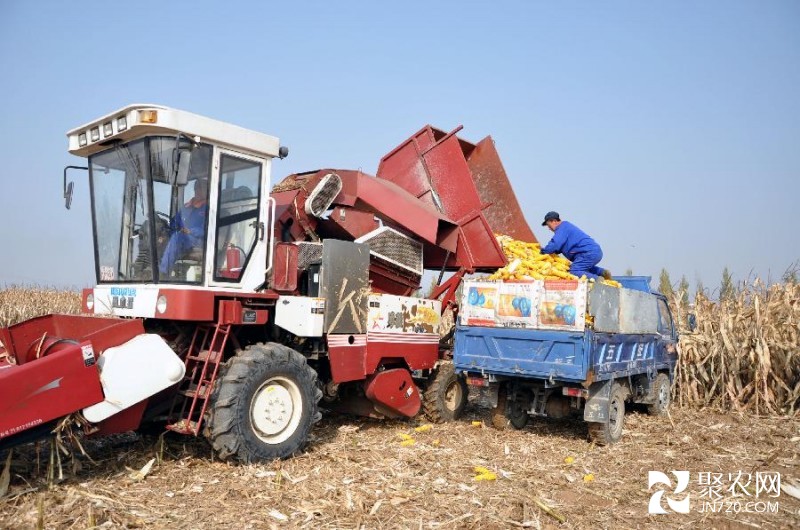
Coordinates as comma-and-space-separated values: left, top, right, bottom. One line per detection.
537, 280, 587, 331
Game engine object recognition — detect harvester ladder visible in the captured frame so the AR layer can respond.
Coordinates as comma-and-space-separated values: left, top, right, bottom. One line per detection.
166, 323, 231, 436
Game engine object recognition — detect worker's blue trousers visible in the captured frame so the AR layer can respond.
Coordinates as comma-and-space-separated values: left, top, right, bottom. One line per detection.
568, 248, 606, 280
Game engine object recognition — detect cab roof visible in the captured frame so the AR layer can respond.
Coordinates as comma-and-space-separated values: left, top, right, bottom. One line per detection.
67, 104, 281, 159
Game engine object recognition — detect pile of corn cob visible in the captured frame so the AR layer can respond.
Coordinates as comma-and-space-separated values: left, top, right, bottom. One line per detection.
488, 235, 622, 287
489, 236, 575, 281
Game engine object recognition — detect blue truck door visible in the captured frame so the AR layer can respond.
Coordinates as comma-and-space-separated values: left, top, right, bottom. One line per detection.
654, 296, 679, 371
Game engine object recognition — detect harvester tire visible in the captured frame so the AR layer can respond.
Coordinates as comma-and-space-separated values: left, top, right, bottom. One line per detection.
206, 343, 322, 462
587, 382, 627, 446
422, 362, 468, 423
647, 373, 671, 416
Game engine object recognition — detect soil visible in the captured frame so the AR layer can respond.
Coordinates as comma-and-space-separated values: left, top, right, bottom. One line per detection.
1, 392, 798, 529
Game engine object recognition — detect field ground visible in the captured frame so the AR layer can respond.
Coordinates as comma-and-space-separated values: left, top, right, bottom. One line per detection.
1, 392, 798, 530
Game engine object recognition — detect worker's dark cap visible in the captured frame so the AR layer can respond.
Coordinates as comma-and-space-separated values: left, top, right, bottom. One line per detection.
542, 211, 560, 226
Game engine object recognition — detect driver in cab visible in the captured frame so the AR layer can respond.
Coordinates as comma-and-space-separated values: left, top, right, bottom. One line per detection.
159, 178, 209, 276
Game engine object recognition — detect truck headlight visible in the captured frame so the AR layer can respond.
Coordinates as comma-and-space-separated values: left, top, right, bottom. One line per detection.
86, 293, 94, 310
156, 295, 168, 314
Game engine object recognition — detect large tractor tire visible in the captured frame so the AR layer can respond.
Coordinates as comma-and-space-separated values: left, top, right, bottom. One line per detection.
588, 382, 627, 445
422, 362, 468, 423
206, 343, 322, 462
647, 373, 671, 416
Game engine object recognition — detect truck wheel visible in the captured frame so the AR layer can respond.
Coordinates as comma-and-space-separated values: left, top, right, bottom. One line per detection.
647, 373, 671, 416
588, 383, 626, 445
506, 397, 529, 430
422, 362, 468, 422
490, 386, 528, 430
206, 343, 322, 462
490, 385, 509, 430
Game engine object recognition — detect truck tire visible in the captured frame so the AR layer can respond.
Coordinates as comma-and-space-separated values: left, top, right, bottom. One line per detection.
647, 373, 671, 416
490, 386, 529, 430
587, 383, 626, 445
205, 343, 322, 462
422, 362, 468, 422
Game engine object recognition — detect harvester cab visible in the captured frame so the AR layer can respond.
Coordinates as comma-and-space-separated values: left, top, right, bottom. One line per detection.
66, 104, 283, 318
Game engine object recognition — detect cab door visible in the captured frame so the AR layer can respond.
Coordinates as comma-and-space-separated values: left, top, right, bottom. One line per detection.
208, 149, 271, 290
655, 296, 679, 369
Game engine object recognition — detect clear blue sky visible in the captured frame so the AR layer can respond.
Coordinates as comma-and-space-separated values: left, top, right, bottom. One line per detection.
1, 1, 798, 293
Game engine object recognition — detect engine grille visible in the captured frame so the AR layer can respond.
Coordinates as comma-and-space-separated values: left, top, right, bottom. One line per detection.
356, 227, 423, 276
297, 242, 323, 270
305, 173, 343, 218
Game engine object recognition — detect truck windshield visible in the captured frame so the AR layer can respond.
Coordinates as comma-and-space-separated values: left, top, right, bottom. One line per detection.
88, 137, 212, 284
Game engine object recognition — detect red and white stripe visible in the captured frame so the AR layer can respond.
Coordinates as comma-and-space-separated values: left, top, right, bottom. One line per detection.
367, 332, 440, 345
327, 334, 367, 347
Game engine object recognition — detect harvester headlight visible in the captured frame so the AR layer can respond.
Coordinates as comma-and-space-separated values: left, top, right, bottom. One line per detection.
156, 295, 168, 314
117, 115, 127, 131
103, 122, 113, 137
86, 293, 94, 310
139, 110, 158, 124
90, 127, 100, 142
78, 133, 88, 147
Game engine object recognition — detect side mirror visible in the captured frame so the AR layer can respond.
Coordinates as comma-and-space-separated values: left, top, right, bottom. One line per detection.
174, 150, 192, 186
65, 181, 74, 210
171, 133, 197, 186
279, 146, 289, 159
63, 165, 87, 210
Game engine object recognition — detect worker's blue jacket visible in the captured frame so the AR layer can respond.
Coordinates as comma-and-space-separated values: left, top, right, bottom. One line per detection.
541, 221, 602, 261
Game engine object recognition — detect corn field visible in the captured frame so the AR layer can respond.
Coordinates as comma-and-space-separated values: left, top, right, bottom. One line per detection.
0, 286, 82, 327
674, 280, 800, 416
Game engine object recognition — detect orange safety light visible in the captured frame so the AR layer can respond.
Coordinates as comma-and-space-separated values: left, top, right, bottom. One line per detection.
139, 110, 158, 123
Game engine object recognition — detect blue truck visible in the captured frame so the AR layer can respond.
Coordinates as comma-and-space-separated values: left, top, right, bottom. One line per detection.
453, 276, 678, 444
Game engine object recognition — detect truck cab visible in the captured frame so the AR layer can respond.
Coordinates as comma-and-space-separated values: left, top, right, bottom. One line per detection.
67, 104, 281, 318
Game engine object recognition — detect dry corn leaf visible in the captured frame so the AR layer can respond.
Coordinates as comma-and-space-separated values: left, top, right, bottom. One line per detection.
0, 450, 11, 498
128, 458, 155, 481
782, 481, 800, 501
269, 509, 288, 522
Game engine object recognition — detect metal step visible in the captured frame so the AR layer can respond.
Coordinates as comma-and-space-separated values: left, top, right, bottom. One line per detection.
167, 323, 231, 437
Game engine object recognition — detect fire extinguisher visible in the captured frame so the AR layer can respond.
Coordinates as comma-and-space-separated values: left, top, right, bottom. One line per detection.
226, 245, 241, 270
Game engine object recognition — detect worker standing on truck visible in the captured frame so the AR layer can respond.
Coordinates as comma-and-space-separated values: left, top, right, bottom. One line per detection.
159, 178, 209, 275
540, 211, 611, 280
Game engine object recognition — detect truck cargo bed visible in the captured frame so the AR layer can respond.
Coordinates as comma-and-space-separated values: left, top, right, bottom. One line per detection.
453, 325, 675, 384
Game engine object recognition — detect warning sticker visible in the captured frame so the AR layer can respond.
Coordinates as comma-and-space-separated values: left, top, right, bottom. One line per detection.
81, 344, 96, 367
